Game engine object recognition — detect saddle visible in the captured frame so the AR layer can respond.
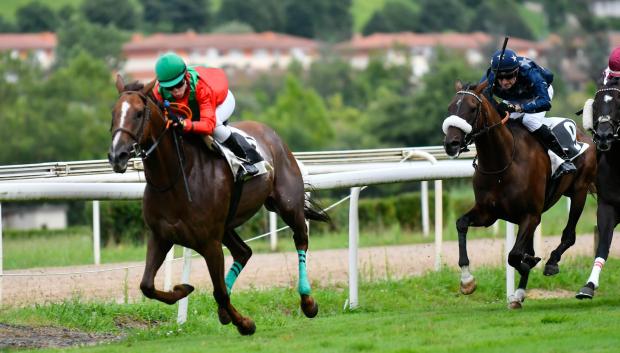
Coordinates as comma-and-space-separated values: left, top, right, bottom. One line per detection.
202, 127, 272, 181
545, 117, 589, 177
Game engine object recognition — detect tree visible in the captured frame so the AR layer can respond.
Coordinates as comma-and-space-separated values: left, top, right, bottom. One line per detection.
0, 14, 16, 32
467, 0, 535, 39
140, 0, 211, 32
81, 0, 138, 30
284, 0, 353, 41
15, 1, 58, 32
247, 74, 333, 151
55, 16, 127, 70
414, 0, 468, 33
368, 49, 479, 147
362, 1, 418, 35
218, 0, 284, 32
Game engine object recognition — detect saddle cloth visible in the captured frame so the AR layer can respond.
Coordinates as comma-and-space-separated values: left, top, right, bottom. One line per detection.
545, 117, 589, 177
203, 127, 272, 181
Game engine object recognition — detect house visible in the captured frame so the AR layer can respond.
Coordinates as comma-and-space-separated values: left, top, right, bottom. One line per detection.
335, 32, 547, 77
122, 31, 320, 82
0, 32, 56, 69
2, 203, 68, 230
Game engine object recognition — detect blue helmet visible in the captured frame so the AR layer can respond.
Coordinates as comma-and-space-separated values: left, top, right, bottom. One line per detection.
491, 48, 519, 73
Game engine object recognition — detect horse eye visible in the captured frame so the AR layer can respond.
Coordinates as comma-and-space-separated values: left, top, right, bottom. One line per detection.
135, 111, 143, 119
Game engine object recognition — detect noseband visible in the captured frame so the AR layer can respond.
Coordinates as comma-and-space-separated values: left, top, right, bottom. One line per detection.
446, 89, 515, 175
592, 87, 620, 145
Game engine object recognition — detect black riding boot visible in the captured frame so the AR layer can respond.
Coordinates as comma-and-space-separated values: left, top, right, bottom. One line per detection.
222, 132, 264, 176
532, 125, 576, 178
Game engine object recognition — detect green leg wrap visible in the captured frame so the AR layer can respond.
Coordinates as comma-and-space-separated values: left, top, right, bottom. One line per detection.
225, 261, 244, 295
297, 250, 311, 296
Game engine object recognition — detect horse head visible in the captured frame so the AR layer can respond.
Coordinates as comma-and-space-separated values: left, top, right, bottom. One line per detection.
443, 81, 490, 158
584, 78, 620, 152
108, 75, 159, 173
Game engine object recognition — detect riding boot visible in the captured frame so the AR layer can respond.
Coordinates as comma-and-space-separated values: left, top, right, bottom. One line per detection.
222, 132, 264, 176
531, 125, 577, 178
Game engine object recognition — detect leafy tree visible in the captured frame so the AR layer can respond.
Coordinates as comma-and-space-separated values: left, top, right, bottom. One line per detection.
0, 14, 16, 32
414, 0, 468, 33
368, 49, 479, 147
81, 0, 138, 30
140, 0, 211, 32
211, 21, 254, 34
55, 16, 128, 70
15, 1, 59, 32
467, 0, 535, 39
326, 95, 378, 149
248, 74, 333, 151
362, 1, 418, 35
218, 0, 284, 32
284, 0, 352, 41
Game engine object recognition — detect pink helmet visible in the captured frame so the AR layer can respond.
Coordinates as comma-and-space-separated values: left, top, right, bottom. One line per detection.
608, 47, 620, 77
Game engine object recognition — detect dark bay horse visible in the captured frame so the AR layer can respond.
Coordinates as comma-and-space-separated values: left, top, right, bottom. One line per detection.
107, 75, 329, 335
443, 80, 596, 308
577, 79, 620, 299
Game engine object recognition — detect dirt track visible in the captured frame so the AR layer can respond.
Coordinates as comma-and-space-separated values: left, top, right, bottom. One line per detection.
3, 233, 619, 307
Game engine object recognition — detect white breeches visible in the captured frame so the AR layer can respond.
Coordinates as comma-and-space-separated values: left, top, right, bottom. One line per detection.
212, 90, 236, 142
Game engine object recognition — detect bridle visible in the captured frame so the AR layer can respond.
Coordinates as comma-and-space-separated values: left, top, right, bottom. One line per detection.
111, 90, 185, 192
592, 87, 620, 146
451, 89, 515, 175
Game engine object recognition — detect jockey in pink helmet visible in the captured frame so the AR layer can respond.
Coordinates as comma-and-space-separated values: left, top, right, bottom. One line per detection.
603, 47, 620, 84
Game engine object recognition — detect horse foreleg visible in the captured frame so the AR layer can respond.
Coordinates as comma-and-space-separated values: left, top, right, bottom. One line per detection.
200, 240, 255, 335
456, 206, 495, 295
544, 191, 588, 276
218, 230, 253, 325
576, 202, 618, 299
507, 215, 541, 309
140, 236, 194, 304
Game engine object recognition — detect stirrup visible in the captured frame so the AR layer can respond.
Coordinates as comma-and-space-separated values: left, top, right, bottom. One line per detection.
552, 161, 576, 179
242, 163, 259, 176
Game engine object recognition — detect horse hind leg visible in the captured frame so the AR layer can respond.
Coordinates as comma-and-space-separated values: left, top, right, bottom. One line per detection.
199, 239, 255, 335
544, 190, 588, 276
273, 195, 318, 318
577, 202, 618, 299
140, 236, 194, 304
218, 229, 253, 324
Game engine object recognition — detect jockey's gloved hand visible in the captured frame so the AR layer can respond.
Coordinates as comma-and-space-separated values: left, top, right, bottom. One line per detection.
168, 111, 182, 124
497, 102, 521, 115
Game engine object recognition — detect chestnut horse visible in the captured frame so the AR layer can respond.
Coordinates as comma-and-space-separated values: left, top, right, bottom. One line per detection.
107, 76, 329, 335
577, 78, 620, 299
443, 81, 596, 308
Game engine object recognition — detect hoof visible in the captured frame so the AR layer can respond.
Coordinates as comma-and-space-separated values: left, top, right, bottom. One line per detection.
460, 279, 477, 295
236, 317, 256, 336
173, 284, 195, 299
576, 286, 594, 300
218, 307, 232, 325
543, 263, 559, 276
508, 301, 523, 309
301, 295, 319, 318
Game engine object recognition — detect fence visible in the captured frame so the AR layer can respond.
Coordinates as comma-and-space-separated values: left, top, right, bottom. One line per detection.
0, 146, 534, 323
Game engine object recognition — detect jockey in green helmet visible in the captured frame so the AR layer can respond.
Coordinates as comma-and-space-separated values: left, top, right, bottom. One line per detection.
153, 52, 263, 176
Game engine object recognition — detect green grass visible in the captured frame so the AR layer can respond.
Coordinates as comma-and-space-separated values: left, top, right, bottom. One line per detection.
2, 256, 620, 352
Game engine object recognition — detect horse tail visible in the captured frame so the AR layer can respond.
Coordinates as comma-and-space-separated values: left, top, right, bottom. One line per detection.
304, 195, 331, 223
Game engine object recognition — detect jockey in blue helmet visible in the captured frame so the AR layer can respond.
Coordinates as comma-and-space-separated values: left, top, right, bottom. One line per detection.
482, 48, 576, 177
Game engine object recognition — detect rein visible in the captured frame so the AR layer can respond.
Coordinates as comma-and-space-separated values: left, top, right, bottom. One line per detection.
112, 91, 187, 193
455, 89, 514, 175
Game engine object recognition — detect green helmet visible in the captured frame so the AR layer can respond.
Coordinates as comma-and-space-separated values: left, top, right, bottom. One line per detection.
155, 52, 187, 88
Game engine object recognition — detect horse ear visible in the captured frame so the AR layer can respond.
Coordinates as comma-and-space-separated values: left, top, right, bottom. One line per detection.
142, 79, 156, 96
455, 80, 463, 91
115, 74, 125, 94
